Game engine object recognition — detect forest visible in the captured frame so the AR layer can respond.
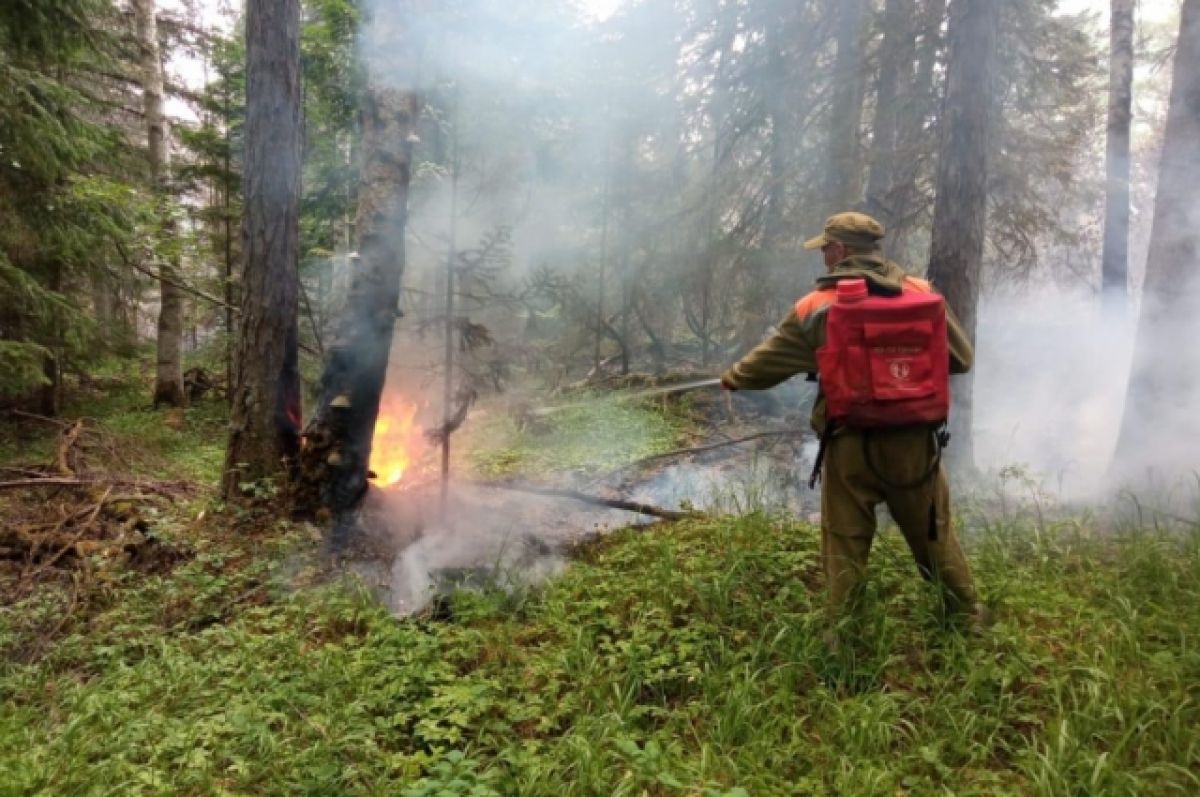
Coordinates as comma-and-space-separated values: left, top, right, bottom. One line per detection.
1, 0, 1199, 793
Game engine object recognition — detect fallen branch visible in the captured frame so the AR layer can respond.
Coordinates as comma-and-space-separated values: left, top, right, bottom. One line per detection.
7, 409, 79, 427
0, 478, 94, 491
0, 477, 205, 495
27, 487, 113, 576
464, 479, 700, 521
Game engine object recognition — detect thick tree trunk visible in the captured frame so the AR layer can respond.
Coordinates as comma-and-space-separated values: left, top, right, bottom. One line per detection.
1101, 0, 1135, 303
221, 0, 303, 497
865, 0, 917, 223
294, 7, 420, 533
134, 0, 187, 409
1113, 0, 1200, 480
824, 0, 869, 213
926, 0, 1000, 468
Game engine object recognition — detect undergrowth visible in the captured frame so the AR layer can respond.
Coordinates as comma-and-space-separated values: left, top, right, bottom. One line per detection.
1, 508, 1197, 795
3, 374, 1198, 794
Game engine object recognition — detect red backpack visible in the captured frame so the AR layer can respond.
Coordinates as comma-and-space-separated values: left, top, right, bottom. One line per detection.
807, 277, 952, 494
817, 277, 950, 429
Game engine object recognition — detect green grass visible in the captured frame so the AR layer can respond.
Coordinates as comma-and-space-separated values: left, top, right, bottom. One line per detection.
0, 371, 228, 484
3, 374, 1199, 794
461, 397, 688, 479
1, 506, 1198, 795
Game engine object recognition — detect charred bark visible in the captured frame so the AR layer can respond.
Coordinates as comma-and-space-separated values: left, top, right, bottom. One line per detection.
221, 0, 303, 497
294, 8, 420, 533
926, 0, 1000, 468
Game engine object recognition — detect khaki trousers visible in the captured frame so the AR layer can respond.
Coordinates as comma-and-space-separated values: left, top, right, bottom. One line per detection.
820, 427, 978, 612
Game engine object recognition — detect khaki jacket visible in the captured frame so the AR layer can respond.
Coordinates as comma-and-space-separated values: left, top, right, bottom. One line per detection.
720, 254, 974, 432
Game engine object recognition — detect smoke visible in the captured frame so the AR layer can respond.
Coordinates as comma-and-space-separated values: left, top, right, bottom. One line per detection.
973, 281, 1200, 500
972, 288, 1131, 497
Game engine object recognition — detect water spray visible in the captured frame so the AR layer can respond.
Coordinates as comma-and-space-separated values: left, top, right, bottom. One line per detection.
530, 377, 723, 417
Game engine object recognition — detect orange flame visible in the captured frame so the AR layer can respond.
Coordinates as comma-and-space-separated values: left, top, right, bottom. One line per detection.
370, 394, 426, 487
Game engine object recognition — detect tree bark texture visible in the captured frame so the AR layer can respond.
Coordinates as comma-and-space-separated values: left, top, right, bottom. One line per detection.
134, 0, 187, 409
294, 5, 420, 531
222, 0, 303, 497
926, 0, 1000, 467
890, 0, 947, 254
865, 0, 917, 224
1114, 0, 1200, 478
824, 0, 869, 213
1101, 0, 1135, 301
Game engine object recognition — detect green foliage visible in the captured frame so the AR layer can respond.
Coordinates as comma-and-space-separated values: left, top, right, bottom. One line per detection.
0, 0, 143, 401
0, 339, 50, 393
1, 492, 1198, 794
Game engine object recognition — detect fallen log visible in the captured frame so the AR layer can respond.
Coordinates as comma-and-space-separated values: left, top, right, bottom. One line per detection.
464, 479, 700, 521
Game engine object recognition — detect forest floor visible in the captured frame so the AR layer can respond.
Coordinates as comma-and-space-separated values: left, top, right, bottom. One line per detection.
1, 368, 1199, 796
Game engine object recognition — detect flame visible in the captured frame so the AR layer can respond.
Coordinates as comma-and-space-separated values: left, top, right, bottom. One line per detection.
370, 394, 426, 487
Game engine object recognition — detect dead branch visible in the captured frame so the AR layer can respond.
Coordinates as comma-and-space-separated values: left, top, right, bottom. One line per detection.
55, 420, 85, 476
7, 410, 84, 427
111, 247, 320, 358
0, 478, 94, 491
425, 387, 478, 445
26, 487, 113, 577
0, 477, 205, 495
464, 480, 701, 521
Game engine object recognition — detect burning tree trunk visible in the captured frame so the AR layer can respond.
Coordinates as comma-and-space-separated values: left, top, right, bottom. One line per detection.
134, 0, 187, 408
926, 0, 999, 469
221, 0, 303, 498
1101, 0, 1135, 305
294, 5, 420, 536
1113, 0, 1200, 481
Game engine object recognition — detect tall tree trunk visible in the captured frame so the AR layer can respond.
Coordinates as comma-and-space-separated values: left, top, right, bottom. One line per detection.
890, 0, 947, 255
221, 0, 303, 497
223, 69, 237, 403
824, 0, 869, 213
135, 0, 187, 408
926, 0, 1000, 468
1102, 0, 1135, 303
865, 0, 917, 223
1113, 0, 1200, 480
38, 263, 64, 417
294, 5, 420, 536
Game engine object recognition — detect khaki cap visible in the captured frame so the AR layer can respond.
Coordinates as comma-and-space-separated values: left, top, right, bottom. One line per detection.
803, 211, 886, 250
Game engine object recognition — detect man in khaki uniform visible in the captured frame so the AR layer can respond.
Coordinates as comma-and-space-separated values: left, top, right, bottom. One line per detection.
720, 212, 985, 624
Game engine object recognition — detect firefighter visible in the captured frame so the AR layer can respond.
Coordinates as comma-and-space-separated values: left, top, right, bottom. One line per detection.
720, 211, 987, 628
